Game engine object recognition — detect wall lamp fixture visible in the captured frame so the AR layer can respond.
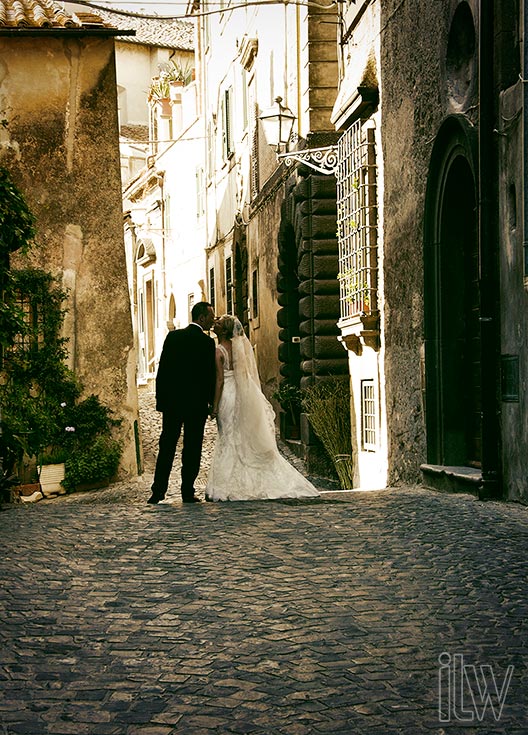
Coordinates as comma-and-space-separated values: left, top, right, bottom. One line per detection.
258, 96, 338, 175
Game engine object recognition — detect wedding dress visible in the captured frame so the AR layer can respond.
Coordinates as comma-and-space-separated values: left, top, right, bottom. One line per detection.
206, 322, 319, 502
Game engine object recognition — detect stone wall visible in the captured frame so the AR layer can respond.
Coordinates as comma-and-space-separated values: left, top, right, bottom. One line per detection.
0, 36, 140, 479
380, 0, 465, 484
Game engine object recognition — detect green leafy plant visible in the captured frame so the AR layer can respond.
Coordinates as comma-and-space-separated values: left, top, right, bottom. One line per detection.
302, 377, 354, 489
0, 169, 37, 358
273, 382, 304, 425
0, 172, 124, 499
0, 167, 36, 255
148, 59, 194, 101
0, 266, 122, 493
63, 435, 121, 491
337, 266, 371, 312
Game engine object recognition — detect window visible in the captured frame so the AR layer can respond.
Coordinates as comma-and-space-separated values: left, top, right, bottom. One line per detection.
251, 266, 258, 319
209, 267, 216, 311
11, 292, 42, 352
222, 87, 234, 160
337, 119, 378, 321
188, 293, 194, 323
226, 256, 233, 314
361, 379, 376, 450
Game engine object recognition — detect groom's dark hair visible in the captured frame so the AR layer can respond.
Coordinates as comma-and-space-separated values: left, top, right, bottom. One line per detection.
191, 301, 212, 322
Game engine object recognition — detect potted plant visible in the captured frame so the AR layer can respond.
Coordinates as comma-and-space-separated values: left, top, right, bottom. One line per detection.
148, 60, 194, 115
0, 267, 122, 498
273, 382, 304, 439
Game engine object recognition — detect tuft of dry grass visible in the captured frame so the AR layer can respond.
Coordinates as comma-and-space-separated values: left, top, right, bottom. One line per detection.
302, 377, 354, 489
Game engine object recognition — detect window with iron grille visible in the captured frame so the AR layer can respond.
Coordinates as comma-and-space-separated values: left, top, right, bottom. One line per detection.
11, 292, 42, 352
226, 256, 233, 314
361, 379, 377, 450
188, 293, 194, 324
336, 120, 378, 322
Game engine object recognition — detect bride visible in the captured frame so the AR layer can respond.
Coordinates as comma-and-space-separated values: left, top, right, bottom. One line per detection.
206, 315, 320, 501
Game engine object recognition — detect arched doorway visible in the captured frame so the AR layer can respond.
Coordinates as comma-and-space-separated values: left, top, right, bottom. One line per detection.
424, 117, 481, 467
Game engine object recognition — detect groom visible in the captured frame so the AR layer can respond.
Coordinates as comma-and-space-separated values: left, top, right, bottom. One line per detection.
148, 301, 216, 504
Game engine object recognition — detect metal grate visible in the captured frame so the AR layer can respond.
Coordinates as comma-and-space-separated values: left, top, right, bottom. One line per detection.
336, 120, 378, 322
361, 379, 377, 450
10, 292, 42, 351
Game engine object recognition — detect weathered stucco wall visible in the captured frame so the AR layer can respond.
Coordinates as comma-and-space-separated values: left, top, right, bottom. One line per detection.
248, 177, 287, 402
380, 0, 457, 484
0, 37, 140, 478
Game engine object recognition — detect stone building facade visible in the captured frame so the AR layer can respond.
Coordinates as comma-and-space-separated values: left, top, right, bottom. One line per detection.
0, 1, 140, 479
189, 0, 348, 479
379, 0, 525, 502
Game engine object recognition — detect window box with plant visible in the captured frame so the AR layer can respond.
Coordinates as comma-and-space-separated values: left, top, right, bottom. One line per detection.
148, 60, 194, 108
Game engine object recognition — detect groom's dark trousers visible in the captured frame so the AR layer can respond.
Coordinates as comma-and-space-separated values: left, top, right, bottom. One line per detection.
150, 323, 216, 502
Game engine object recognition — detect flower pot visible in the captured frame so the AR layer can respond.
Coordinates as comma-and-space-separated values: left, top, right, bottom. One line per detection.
38, 463, 66, 497
17, 482, 41, 496
158, 97, 172, 117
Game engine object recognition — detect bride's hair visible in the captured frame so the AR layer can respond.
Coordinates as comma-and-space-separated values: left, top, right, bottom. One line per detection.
222, 314, 236, 339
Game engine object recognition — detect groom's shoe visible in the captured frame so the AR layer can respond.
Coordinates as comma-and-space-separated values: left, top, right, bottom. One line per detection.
182, 495, 202, 503
147, 491, 165, 505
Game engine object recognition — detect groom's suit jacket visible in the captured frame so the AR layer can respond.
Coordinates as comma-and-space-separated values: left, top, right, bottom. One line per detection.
155, 324, 216, 417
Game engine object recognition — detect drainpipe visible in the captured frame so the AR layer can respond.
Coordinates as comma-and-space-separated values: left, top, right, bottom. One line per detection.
156, 172, 167, 328
478, 1, 501, 499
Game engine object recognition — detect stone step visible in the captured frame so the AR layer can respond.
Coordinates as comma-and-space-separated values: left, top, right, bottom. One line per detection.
420, 463, 482, 496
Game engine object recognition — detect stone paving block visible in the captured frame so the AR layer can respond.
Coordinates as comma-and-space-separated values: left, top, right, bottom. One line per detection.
0, 392, 527, 734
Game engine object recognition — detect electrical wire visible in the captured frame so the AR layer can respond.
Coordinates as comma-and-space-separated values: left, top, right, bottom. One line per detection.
71, 0, 338, 21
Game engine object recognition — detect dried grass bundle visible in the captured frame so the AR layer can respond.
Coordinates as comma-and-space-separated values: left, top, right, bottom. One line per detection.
302, 377, 354, 489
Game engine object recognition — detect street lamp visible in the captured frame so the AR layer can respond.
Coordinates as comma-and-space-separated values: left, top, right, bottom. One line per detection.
258, 96, 296, 152
258, 96, 339, 175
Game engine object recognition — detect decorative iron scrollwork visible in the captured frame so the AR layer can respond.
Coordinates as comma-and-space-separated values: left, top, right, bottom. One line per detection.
278, 146, 339, 176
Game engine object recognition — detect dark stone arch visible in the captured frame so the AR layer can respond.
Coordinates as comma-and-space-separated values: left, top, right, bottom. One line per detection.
424, 114, 481, 467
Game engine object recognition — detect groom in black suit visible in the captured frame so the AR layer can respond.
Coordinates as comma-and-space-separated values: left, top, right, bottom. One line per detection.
148, 301, 216, 504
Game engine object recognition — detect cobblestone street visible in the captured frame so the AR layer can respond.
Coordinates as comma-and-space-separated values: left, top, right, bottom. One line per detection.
0, 391, 527, 734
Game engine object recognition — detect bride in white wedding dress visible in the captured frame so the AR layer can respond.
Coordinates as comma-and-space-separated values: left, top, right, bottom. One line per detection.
206, 316, 320, 502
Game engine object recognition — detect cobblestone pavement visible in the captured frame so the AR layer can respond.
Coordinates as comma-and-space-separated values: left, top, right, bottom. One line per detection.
0, 392, 527, 734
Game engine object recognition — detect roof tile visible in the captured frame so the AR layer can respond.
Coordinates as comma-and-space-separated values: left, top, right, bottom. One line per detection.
93, 8, 193, 50
0, 0, 81, 28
